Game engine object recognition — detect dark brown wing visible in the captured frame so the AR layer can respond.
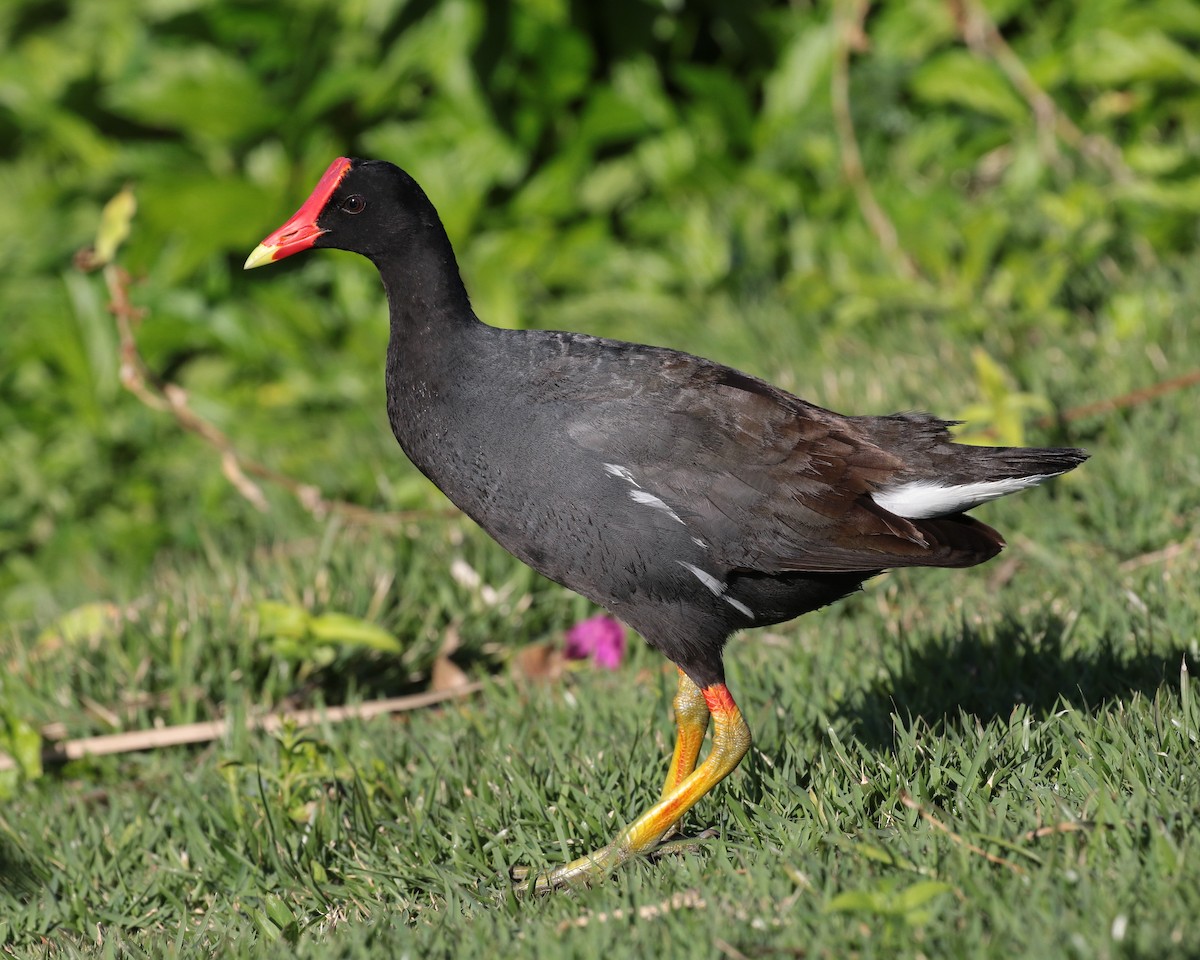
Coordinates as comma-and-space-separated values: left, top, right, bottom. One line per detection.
554, 350, 1003, 575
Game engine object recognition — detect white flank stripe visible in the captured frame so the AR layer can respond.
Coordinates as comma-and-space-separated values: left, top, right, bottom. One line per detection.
603, 463, 639, 486
629, 489, 685, 524
871, 475, 1055, 520
676, 562, 754, 619
724, 596, 754, 618
677, 561, 724, 595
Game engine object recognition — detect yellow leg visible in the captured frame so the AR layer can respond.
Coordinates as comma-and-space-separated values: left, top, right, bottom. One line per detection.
660, 669, 711, 799
656, 669, 711, 841
520, 681, 751, 893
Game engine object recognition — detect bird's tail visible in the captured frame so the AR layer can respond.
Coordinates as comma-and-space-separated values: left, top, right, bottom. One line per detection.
863, 415, 1088, 521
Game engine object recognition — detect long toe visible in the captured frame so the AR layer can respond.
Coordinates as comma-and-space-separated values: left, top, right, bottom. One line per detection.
516, 682, 750, 893
514, 843, 625, 894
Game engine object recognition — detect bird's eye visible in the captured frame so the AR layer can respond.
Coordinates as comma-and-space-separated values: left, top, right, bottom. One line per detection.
340, 195, 366, 214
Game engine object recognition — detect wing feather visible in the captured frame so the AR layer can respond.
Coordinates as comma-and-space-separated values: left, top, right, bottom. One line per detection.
552, 348, 1002, 574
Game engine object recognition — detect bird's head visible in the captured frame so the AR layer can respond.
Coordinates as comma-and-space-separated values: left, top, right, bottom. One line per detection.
244, 157, 439, 269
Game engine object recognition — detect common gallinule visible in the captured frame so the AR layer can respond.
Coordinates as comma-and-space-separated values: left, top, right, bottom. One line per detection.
245, 158, 1087, 891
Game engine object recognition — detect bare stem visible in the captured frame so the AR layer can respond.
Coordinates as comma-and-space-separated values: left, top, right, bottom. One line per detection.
900, 790, 1026, 873
950, 0, 1133, 182
831, 0, 922, 281
101, 263, 455, 527
0, 683, 484, 773
1040, 369, 1200, 429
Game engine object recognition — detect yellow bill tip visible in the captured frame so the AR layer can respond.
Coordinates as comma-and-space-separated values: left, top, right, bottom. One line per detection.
243, 243, 278, 270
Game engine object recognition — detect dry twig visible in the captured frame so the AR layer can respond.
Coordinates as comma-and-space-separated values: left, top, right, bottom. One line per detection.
949, 0, 1133, 182
0, 682, 484, 774
1118, 540, 1197, 573
1039, 369, 1200, 430
1022, 821, 1095, 841
963, 367, 1200, 446
900, 790, 1026, 874
96, 262, 455, 527
830, 0, 922, 281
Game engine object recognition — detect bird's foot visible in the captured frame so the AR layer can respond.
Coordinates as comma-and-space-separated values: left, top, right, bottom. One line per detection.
511, 842, 629, 894
649, 827, 719, 860
509, 827, 719, 894
511, 683, 750, 895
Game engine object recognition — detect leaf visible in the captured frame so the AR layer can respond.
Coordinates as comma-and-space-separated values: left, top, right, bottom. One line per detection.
1072, 29, 1200, 85
255, 601, 312, 641
514, 20, 593, 107
673, 65, 755, 150
893, 880, 953, 912
826, 879, 952, 925
911, 51, 1026, 122
135, 174, 273, 280
1119, 176, 1200, 213
608, 56, 675, 131
578, 87, 658, 149
850, 839, 923, 873
91, 186, 137, 266
760, 24, 834, 126
430, 655, 470, 692
674, 201, 730, 291
872, 0, 958, 60
104, 45, 279, 142
0, 714, 42, 799
826, 889, 883, 914
36, 601, 122, 653
974, 348, 1008, 399
257, 893, 298, 942
361, 115, 525, 242
956, 349, 1051, 447
308, 613, 403, 653
511, 641, 565, 683
579, 156, 645, 213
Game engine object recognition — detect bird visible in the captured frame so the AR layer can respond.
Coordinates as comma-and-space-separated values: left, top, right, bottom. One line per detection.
245, 157, 1088, 892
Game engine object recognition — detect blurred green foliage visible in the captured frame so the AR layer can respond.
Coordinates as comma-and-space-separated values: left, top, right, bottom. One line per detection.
2, 0, 1199, 619
2, 5, 1200, 951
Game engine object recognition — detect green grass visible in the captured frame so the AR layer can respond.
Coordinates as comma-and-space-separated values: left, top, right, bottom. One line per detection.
5, 0, 1200, 953
2, 285, 1199, 958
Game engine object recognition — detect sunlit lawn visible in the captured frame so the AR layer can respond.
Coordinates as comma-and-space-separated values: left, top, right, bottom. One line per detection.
3, 280, 1198, 957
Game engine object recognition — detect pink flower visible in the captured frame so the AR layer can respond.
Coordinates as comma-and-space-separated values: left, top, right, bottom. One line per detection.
564, 614, 626, 670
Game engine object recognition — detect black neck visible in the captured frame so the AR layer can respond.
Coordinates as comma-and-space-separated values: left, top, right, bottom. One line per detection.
376, 234, 476, 337
378, 232, 485, 466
